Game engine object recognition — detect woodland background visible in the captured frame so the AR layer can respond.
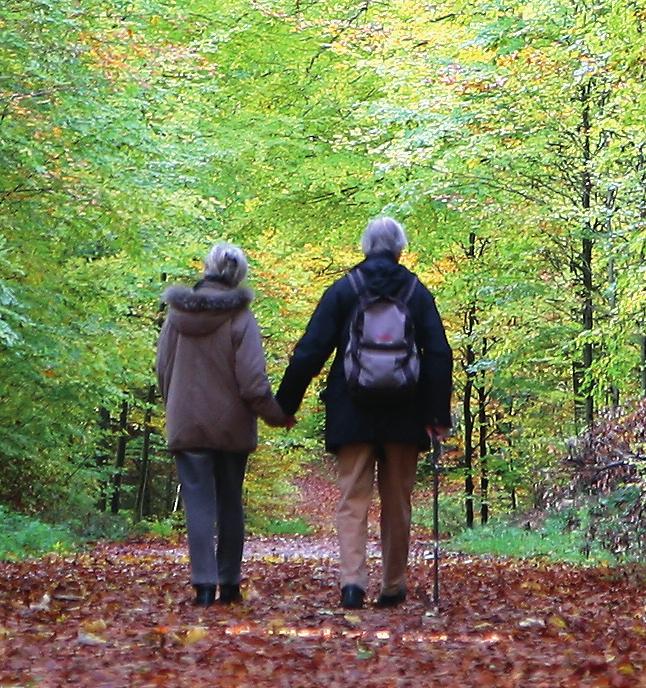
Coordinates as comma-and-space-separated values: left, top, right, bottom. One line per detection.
1, 0, 644, 561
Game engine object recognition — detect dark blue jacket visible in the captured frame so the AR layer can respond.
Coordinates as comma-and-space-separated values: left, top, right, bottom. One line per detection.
276, 253, 453, 453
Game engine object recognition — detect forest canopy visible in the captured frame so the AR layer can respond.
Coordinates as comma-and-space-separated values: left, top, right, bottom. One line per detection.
1, 0, 644, 536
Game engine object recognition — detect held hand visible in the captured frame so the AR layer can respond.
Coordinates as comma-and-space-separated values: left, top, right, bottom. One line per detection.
426, 425, 450, 441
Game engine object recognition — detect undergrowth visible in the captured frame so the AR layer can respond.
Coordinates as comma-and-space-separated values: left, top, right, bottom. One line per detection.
0, 505, 75, 560
449, 513, 614, 565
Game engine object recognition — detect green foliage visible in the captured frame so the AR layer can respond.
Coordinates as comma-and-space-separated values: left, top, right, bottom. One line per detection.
135, 515, 184, 539
247, 515, 313, 537
450, 513, 614, 565
67, 511, 133, 543
412, 494, 470, 538
449, 488, 645, 565
586, 486, 645, 562
1, 0, 644, 541
0, 506, 74, 561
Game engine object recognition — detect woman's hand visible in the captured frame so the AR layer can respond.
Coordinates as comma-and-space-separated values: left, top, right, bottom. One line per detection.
426, 425, 450, 441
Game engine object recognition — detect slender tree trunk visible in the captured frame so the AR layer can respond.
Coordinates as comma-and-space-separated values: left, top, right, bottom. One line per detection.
582, 236, 594, 425
579, 82, 594, 427
607, 251, 620, 408
462, 231, 477, 529
96, 407, 111, 512
478, 379, 489, 525
463, 364, 475, 529
604, 185, 620, 408
638, 148, 646, 398
510, 474, 517, 511
111, 400, 129, 515
573, 81, 594, 427
164, 462, 175, 515
135, 386, 155, 521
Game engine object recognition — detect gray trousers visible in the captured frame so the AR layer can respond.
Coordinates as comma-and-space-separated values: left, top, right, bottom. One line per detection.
175, 449, 248, 586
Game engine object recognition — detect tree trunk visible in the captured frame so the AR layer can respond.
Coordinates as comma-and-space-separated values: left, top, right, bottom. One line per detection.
605, 185, 620, 408
579, 82, 594, 428
110, 400, 129, 515
96, 407, 111, 512
478, 379, 489, 525
638, 148, 646, 398
463, 365, 475, 529
135, 386, 155, 521
582, 236, 594, 426
164, 462, 175, 515
462, 231, 477, 529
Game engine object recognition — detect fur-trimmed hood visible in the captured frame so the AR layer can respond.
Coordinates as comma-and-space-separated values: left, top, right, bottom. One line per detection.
163, 282, 253, 336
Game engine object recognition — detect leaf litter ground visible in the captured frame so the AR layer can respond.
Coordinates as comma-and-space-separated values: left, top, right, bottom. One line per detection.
1, 467, 644, 687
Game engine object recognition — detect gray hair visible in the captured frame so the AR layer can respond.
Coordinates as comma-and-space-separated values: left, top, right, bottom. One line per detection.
361, 216, 408, 257
204, 242, 248, 286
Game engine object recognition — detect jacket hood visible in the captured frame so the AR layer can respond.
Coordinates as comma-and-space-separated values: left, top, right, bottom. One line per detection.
357, 253, 412, 297
163, 282, 253, 336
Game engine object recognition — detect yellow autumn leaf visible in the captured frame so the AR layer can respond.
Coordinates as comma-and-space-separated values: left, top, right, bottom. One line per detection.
344, 614, 361, 625
548, 615, 567, 629
184, 626, 209, 645
82, 619, 107, 633
267, 617, 286, 634
521, 581, 543, 592
617, 663, 635, 676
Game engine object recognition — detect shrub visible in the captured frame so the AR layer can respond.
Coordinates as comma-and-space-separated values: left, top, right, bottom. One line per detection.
246, 514, 312, 536
412, 493, 469, 538
0, 505, 75, 560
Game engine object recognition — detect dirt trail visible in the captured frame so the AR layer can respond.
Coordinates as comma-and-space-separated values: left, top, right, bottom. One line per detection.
0, 466, 644, 687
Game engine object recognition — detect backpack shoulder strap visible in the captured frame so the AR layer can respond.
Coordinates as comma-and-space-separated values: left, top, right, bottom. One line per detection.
347, 268, 367, 297
399, 274, 418, 304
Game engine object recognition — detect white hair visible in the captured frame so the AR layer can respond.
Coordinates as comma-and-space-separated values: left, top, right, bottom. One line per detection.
204, 242, 248, 286
361, 216, 408, 257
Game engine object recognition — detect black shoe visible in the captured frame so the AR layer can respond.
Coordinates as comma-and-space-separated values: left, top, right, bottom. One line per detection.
218, 583, 242, 604
375, 589, 406, 608
193, 584, 216, 607
341, 584, 365, 609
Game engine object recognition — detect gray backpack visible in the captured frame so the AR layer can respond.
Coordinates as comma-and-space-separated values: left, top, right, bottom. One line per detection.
343, 269, 420, 403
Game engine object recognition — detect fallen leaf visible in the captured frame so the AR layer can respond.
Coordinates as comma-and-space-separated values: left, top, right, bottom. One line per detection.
548, 615, 568, 629
82, 619, 107, 633
29, 593, 51, 611
518, 617, 546, 629
344, 614, 361, 625
183, 626, 209, 645
617, 663, 635, 676
77, 631, 106, 646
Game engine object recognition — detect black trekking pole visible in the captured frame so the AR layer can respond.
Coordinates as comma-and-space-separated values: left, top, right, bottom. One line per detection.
431, 434, 442, 613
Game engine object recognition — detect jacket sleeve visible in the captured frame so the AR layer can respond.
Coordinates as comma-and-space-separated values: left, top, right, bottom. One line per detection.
416, 285, 453, 428
276, 283, 343, 415
232, 310, 287, 427
155, 318, 175, 403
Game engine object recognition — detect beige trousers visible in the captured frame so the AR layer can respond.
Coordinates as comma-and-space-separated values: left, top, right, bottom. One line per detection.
336, 443, 419, 595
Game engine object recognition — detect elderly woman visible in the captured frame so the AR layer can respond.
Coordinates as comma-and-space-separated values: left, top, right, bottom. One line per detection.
156, 242, 290, 607
277, 217, 453, 609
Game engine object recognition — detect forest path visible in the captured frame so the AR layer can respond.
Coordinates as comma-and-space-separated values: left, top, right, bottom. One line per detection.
1, 466, 644, 687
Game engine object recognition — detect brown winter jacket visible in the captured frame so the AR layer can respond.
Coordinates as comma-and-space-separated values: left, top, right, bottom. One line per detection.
156, 279, 287, 453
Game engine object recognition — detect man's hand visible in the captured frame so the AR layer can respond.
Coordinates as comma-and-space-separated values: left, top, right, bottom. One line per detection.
426, 425, 450, 441
284, 415, 297, 430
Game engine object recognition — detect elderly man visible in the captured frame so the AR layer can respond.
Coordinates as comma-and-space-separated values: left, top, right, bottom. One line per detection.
277, 217, 453, 609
